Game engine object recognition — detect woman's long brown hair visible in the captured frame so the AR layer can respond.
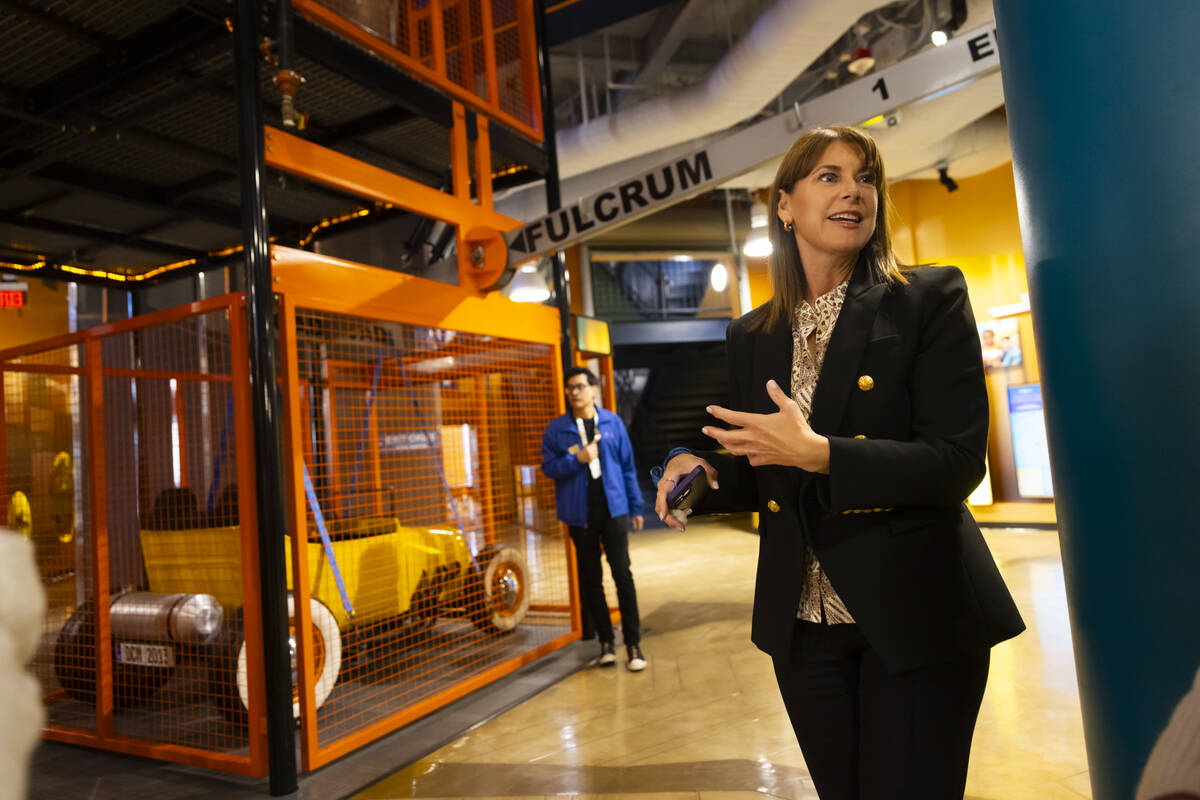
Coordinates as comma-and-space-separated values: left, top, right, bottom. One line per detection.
751, 126, 909, 332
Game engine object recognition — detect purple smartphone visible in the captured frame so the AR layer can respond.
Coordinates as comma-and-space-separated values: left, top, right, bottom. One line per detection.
665, 465, 708, 511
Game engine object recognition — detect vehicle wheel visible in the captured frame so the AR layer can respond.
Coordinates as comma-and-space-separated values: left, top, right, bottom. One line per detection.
208, 596, 342, 724
52, 602, 175, 709
469, 546, 530, 633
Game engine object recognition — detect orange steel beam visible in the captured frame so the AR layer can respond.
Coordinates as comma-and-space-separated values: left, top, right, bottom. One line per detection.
308, 629, 579, 769
84, 337, 113, 737
42, 727, 258, 776
278, 294, 320, 771
229, 299, 269, 774
599, 354, 616, 410
263, 126, 519, 233
290, 0, 542, 142
271, 247, 561, 346
103, 369, 233, 383
451, 102, 470, 200
0, 363, 83, 376
549, 342, 583, 637
475, 115, 493, 209
475, 376, 496, 546
368, 401, 383, 516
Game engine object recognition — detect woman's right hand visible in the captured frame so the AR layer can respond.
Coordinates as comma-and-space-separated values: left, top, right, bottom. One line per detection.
654, 454, 719, 531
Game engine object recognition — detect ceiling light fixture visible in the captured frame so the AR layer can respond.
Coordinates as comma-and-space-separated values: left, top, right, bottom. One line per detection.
749, 198, 768, 229
847, 48, 875, 76
743, 235, 772, 258
930, 29, 948, 46
508, 262, 551, 303
710, 263, 728, 292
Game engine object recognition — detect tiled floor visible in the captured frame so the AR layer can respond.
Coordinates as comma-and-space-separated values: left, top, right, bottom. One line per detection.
352, 519, 1090, 800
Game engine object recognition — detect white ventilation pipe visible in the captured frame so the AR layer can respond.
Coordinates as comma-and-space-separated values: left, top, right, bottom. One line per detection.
555, 0, 885, 179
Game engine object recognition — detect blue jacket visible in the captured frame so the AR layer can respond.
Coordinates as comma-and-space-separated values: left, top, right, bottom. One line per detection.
541, 407, 644, 528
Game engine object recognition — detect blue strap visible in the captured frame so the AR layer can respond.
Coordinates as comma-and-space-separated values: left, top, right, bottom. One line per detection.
206, 393, 235, 513
302, 461, 355, 619
347, 358, 383, 501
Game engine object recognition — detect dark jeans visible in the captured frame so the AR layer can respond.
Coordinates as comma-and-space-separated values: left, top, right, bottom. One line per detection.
772, 621, 989, 800
568, 515, 640, 647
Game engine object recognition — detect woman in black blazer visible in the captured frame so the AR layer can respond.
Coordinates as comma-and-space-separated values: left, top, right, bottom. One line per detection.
654, 126, 1025, 800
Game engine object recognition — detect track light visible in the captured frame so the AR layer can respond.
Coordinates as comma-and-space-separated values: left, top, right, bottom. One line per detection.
937, 166, 959, 193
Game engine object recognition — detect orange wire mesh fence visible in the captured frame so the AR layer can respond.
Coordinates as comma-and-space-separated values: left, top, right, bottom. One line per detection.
297, 0, 543, 141
4, 284, 577, 775
4, 295, 266, 775
281, 304, 572, 768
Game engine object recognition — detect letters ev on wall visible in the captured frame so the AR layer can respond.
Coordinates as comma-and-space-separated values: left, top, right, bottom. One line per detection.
500, 25, 1000, 273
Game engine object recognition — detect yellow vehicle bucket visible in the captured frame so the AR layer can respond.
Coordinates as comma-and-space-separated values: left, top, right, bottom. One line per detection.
139, 519, 474, 629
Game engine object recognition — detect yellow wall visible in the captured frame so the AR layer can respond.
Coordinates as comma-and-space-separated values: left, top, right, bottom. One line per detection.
0, 279, 70, 351
892, 163, 1046, 505
746, 260, 771, 309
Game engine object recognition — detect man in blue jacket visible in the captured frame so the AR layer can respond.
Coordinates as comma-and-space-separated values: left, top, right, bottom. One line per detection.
542, 367, 646, 671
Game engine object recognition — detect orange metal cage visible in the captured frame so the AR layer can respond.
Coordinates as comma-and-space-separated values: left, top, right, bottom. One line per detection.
5, 253, 581, 776
297, 0, 543, 142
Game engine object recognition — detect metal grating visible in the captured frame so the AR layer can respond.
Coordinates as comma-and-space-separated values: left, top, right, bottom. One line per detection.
63, 139, 213, 189
133, 90, 239, 161
42, 0, 190, 40
0, 11, 95, 90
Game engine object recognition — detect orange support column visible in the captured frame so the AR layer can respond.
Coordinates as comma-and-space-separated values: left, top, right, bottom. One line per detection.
429, 0, 446, 78
599, 355, 616, 411
451, 102, 470, 200
228, 299, 269, 774
275, 291, 320, 771
83, 337, 113, 738
475, 115, 493, 209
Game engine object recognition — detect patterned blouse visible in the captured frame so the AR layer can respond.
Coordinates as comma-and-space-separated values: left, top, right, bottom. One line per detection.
791, 280, 856, 625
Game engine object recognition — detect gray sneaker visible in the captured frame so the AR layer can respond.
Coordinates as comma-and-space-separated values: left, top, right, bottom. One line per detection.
626, 644, 646, 672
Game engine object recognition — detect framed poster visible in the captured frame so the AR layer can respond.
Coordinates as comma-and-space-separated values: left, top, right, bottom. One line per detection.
978, 318, 1022, 370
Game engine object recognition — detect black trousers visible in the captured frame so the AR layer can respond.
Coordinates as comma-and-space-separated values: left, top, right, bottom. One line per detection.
569, 515, 639, 647
773, 621, 989, 800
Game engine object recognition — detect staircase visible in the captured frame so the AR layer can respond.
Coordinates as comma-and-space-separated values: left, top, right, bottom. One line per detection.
617, 340, 729, 526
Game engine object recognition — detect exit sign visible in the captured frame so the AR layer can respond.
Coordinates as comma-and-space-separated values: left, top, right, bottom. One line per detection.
0, 282, 27, 309
0, 289, 25, 308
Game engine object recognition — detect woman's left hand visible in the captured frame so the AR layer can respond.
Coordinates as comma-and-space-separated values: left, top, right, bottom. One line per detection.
702, 379, 831, 473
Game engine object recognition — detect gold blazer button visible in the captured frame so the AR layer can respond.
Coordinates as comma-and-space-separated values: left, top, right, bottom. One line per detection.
857, 375, 875, 391
767, 500, 780, 513
854, 434, 866, 439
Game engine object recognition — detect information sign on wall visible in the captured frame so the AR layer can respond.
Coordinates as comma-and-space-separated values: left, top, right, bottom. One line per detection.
1007, 384, 1055, 499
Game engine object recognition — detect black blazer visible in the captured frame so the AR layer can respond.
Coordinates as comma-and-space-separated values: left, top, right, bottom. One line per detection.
694, 260, 1025, 674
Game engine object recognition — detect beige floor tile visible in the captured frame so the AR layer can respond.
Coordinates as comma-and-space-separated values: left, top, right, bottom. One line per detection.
353, 523, 1088, 800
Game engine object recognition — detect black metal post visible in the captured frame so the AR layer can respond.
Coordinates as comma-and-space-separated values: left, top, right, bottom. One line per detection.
233, 0, 298, 793
532, 0, 574, 376
278, 0, 294, 70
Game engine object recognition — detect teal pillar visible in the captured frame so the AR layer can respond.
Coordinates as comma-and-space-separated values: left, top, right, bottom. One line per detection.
994, 2, 1200, 797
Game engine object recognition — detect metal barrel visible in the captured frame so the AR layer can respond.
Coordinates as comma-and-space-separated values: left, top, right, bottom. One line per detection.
109, 592, 224, 645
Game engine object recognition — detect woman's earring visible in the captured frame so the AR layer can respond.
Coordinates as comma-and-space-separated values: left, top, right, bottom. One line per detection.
783, 220, 794, 232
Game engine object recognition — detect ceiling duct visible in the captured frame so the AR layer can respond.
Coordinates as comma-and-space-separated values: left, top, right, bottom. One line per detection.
555, 0, 885, 179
